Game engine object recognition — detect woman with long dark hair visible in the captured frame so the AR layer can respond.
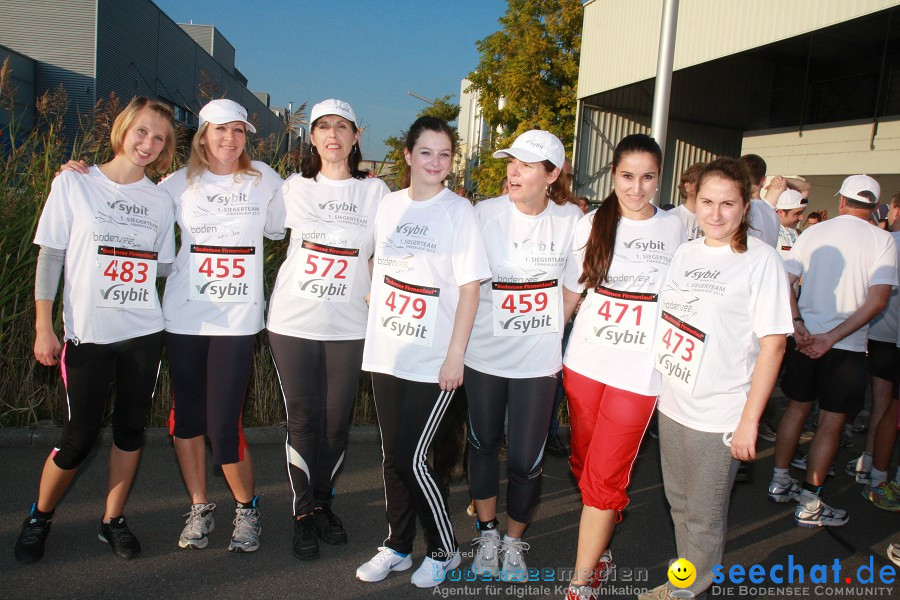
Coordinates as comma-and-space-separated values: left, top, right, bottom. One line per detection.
563, 134, 686, 600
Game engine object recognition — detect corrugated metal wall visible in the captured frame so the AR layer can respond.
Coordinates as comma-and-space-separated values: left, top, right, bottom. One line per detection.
579, 0, 900, 98
95, 0, 160, 105
574, 104, 741, 206
0, 46, 36, 134
0, 0, 96, 139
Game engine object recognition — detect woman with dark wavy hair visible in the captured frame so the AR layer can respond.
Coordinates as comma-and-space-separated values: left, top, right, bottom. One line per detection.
563, 134, 686, 600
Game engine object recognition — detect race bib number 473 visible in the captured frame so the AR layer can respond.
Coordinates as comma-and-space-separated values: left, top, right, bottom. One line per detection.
96, 246, 158, 309
654, 311, 707, 394
375, 276, 440, 347
189, 245, 255, 303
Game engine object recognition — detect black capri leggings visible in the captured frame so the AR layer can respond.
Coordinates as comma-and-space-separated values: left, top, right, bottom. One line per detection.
53, 331, 164, 470
268, 331, 364, 516
464, 366, 557, 523
166, 332, 255, 466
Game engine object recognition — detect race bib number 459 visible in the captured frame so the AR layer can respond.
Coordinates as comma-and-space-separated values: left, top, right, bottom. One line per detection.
375, 276, 440, 347
654, 311, 707, 394
96, 246, 158, 309
189, 245, 255, 303
492, 279, 559, 336
590, 286, 657, 352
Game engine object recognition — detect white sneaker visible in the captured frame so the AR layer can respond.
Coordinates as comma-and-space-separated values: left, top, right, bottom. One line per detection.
499, 538, 530, 583
795, 496, 849, 528
356, 547, 413, 582
470, 530, 501, 578
410, 552, 461, 588
845, 454, 871, 484
178, 503, 216, 549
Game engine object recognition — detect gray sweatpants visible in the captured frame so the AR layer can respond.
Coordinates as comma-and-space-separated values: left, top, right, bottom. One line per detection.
658, 412, 739, 597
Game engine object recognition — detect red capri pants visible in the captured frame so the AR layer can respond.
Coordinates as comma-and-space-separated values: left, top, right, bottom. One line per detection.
563, 366, 657, 511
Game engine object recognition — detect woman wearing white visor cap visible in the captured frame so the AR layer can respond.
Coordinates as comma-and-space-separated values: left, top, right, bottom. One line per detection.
463, 129, 582, 583
267, 99, 389, 559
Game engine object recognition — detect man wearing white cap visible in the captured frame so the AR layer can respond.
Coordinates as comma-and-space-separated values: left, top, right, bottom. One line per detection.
769, 174, 898, 527
775, 189, 808, 260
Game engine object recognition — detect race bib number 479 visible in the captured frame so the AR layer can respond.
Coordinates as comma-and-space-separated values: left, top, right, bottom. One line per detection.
189, 245, 255, 303
96, 246, 158, 309
375, 276, 440, 347
654, 310, 707, 394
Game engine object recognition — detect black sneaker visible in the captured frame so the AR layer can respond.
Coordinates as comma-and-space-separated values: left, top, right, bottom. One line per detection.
15, 510, 52, 564
545, 435, 569, 458
293, 514, 319, 560
98, 516, 141, 559
313, 505, 348, 545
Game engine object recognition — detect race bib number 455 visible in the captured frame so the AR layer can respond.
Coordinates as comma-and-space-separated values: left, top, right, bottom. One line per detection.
96, 246, 157, 309
375, 276, 440, 347
654, 311, 707, 394
492, 279, 559, 336
189, 245, 255, 303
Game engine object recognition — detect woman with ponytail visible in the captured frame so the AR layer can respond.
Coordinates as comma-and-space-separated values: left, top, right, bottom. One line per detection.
640, 158, 790, 599
563, 134, 686, 600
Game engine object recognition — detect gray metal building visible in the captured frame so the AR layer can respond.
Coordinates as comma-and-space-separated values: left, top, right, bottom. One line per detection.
0, 0, 287, 149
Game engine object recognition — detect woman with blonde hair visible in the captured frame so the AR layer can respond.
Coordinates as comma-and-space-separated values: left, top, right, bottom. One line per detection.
15, 97, 177, 563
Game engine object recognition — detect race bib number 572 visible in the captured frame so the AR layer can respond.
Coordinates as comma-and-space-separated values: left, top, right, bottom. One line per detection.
189, 245, 255, 303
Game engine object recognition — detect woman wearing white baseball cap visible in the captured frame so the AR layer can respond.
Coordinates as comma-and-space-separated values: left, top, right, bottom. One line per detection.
463, 129, 583, 583
161, 98, 286, 554
267, 99, 389, 560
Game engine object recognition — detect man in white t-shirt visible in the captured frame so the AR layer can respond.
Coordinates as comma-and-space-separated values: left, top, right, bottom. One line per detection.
775, 189, 808, 260
670, 161, 705, 241
770, 175, 898, 527
740, 154, 779, 248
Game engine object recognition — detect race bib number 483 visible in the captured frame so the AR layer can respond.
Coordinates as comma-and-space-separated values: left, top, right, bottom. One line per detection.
492, 279, 559, 336
654, 310, 707, 394
590, 286, 657, 352
189, 245, 255, 303
375, 276, 440, 347
292, 240, 359, 302
96, 246, 158, 309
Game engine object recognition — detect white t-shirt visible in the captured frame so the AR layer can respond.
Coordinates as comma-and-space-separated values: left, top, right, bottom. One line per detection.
465, 196, 582, 378
160, 162, 286, 336
785, 215, 898, 352
671, 204, 703, 241
362, 187, 491, 383
777, 225, 799, 260
563, 208, 686, 396
33, 166, 176, 344
657, 237, 793, 432
267, 174, 389, 340
867, 231, 900, 344
748, 198, 779, 248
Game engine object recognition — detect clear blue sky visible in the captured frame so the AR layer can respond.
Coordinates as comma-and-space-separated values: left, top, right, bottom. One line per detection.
152, 0, 508, 160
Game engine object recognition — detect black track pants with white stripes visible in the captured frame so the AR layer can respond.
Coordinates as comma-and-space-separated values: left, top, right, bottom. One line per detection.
372, 373, 459, 560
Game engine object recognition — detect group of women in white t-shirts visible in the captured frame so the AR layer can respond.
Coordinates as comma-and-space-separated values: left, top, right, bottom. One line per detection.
17, 96, 792, 600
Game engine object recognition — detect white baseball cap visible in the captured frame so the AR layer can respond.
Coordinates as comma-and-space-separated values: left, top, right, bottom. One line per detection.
310, 99, 357, 126
199, 99, 256, 133
493, 129, 566, 169
775, 189, 807, 210
836, 174, 880, 204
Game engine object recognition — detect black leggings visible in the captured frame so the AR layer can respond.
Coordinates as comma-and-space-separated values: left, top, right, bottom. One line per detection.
166, 333, 255, 465
372, 373, 458, 560
465, 366, 557, 523
54, 331, 164, 470
268, 332, 364, 516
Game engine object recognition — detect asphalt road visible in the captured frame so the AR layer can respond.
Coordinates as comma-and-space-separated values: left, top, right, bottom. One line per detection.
0, 424, 897, 600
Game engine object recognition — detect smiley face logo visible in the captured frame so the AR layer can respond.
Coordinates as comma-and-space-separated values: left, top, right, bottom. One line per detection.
667, 558, 696, 589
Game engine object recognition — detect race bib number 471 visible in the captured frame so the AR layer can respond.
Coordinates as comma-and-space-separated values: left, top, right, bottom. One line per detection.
654, 310, 707, 394
189, 245, 255, 303
375, 276, 440, 347
590, 285, 657, 352
96, 246, 158, 309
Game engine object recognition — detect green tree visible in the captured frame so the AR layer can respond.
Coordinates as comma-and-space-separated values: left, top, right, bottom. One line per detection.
383, 95, 461, 190
467, 0, 582, 198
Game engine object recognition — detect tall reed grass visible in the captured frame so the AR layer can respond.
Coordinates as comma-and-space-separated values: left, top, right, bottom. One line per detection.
0, 59, 378, 428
